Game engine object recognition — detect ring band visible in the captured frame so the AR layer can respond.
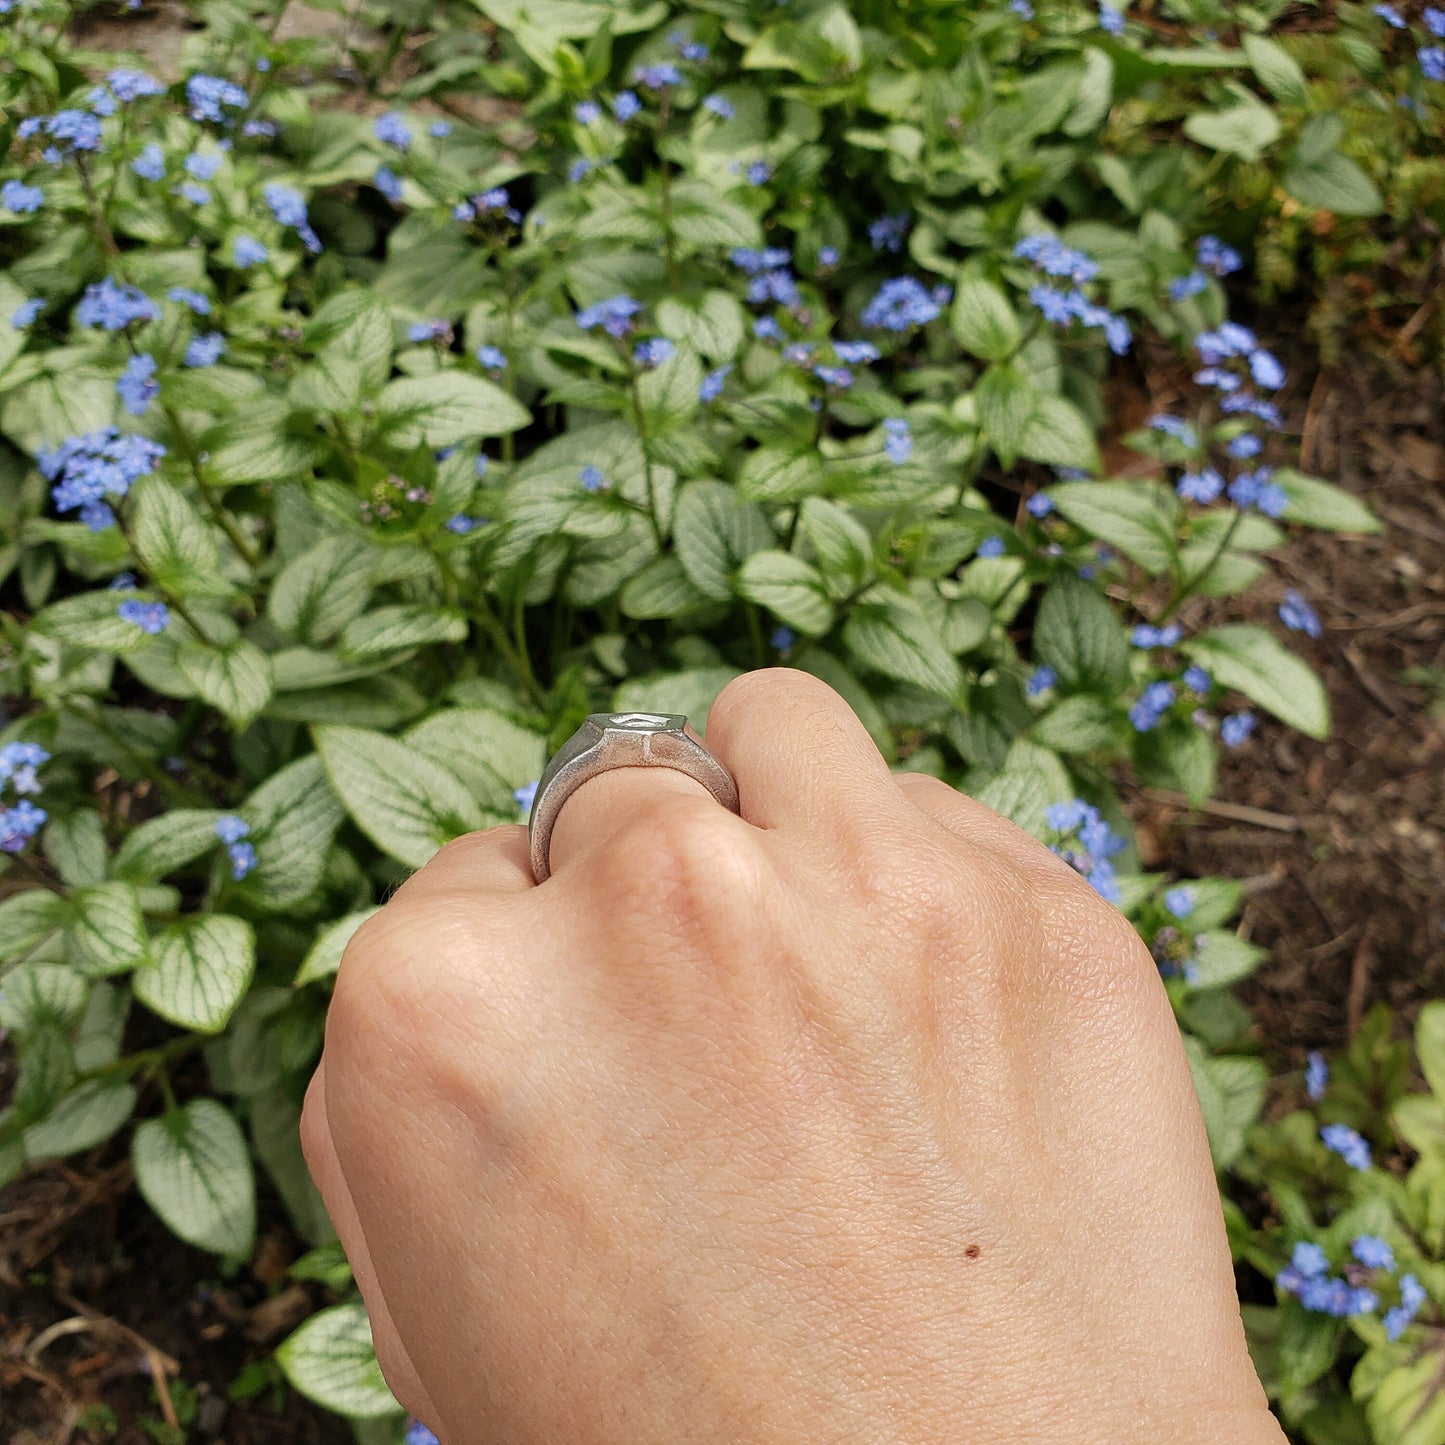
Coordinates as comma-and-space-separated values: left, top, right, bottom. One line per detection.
527, 712, 741, 883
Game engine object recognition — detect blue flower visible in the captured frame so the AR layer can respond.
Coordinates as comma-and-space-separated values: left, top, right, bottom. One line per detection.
1427, 7, 1445, 36
514, 780, 538, 815
1373, 3, 1406, 24
429, 120, 452, 137
634, 336, 675, 368
1, 180, 44, 214
1226, 432, 1262, 459
1147, 414, 1199, 446
226, 840, 257, 879
868, 213, 910, 253
699, 364, 731, 402
1249, 349, 1286, 390
1131, 623, 1183, 649
1169, 271, 1208, 301
41, 428, 166, 528
1014, 234, 1098, 284
1228, 468, 1288, 517
0, 799, 47, 854
703, 94, 735, 118
185, 151, 222, 181
817, 245, 840, 268
1279, 589, 1322, 638
1164, 886, 1195, 918
576, 294, 642, 337
34, 109, 105, 156
753, 316, 784, 342
186, 74, 248, 124
1197, 235, 1242, 276
575, 100, 602, 123
1025, 665, 1056, 699
77, 278, 160, 331
476, 345, 507, 370
409, 319, 452, 344
1009, 0, 1035, 16
613, 91, 641, 121
1292, 1241, 1330, 1279
771, 625, 796, 652
373, 166, 404, 204
117, 353, 159, 415
263, 182, 321, 253
1177, 468, 1225, 504
216, 815, 250, 846
476, 186, 521, 221
185, 332, 226, 367
1129, 680, 1176, 732
176, 181, 211, 206
579, 465, 608, 492
117, 599, 171, 634
0, 742, 49, 795
633, 63, 682, 89
746, 160, 772, 185
374, 112, 412, 150
168, 287, 211, 316
978, 535, 1006, 558
813, 363, 853, 389
132, 143, 166, 181
12, 298, 44, 328
862, 276, 946, 331
1183, 665, 1211, 694
1420, 46, 1445, 80
232, 235, 268, 268
883, 416, 912, 464
1218, 711, 1255, 747
1099, 2, 1125, 33
1026, 493, 1053, 517
835, 340, 880, 364
1351, 1236, 1395, 1271
746, 269, 799, 306
1196, 322, 1258, 363
404, 1424, 441, 1445
445, 514, 488, 534
1385, 1274, 1430, 1338
1321, 1123, 1372, 1171
1046, 798, 1126, 903
1304, 1050, 1328, 1100
241, 119, 279, 138
107, 68, 164, 102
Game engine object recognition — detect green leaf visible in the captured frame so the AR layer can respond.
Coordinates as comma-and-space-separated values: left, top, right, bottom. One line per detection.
1029, 694, 1116, 754
202, 405, 327, 485
1278, 1302, 1344, 1398
237, 755, 345, 910
974, 769, 1054, 841
276, 1302, 401, 1419
0, 962, 87, 1033
31, 589, 155, 653
1019, 394, 1100, 475
132, 1098, 256, 1258
14, 1027, 75, 1123
1365, 1343, 1445, 1444
1191, 930, 1268, 989
1182, 625, 1329, 738
113, 809, 225, 882
0, 889, 68, 962
1049, 481, 1178, 572
176, 638, 275, 726
735, 551, 834, 635
43, 809, 108, 887
1273, 469, 1381, 533
799, 498, 872, 595
736, 445, 827, 503
1033, 575, 1130, 691
1283, 152, 1382, 217
843, 594, 964, 701
337, 606, 468, 661
671, 480, 773, 601
314, 724, 484, 869
133, 915, 256, 1034
66, 882, 148, 978
637, 343, 703, 431
656, 292, 746, 361
974, 364, 1038, 468
23, 1080, 136, 1161
406, 707, 547, 804
129, 477, 226, 599
1242, 34, 1309, 107
294, 909, 381, 987
1184, 1037, 1267, 1171
267, 536, 375, 644
620, 555, 711, 619
951, 276, 1021, 363
1417, 1003, 1445, 1101
377, 371, 531, 447
1183, 101, 1281, 161
668, 180, 763, 251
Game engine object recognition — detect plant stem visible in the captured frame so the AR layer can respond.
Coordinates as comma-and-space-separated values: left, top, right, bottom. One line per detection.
76, 156, 120, 260
160, 401, 263, 569
1160, 508, 1245, 621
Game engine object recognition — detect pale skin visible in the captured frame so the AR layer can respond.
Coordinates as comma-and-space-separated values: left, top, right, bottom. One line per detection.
301, 668, 1287, 1444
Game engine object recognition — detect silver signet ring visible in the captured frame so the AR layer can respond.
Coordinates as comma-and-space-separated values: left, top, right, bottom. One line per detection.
527, 712, 741, 884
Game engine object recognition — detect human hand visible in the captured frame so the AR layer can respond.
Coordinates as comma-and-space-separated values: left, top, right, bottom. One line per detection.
301, 669, 1284, 1444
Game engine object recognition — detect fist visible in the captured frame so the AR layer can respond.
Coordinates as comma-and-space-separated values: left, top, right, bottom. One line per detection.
302, 669, 1281, 1445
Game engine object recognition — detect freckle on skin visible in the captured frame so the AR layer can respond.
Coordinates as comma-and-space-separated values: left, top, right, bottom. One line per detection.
964, 1245, 981, 1260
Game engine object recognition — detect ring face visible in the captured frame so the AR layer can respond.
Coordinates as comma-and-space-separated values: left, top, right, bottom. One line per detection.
527, 711, 740, 883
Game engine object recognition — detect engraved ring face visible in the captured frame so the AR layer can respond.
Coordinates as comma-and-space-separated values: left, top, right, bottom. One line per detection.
527, 711, 740, 882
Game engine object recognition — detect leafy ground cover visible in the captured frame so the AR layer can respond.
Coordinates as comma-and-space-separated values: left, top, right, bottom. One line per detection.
1, 0, 1443, 1441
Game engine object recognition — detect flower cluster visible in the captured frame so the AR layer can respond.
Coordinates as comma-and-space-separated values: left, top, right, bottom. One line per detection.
77, 277, 160, 331
117, 599, 171, 634
576, 294, 643, 337
2, 179, 45, 214
215, 815, 256, 880
1321, 1122, 1371, 1171
730, 247, 800, 308
40, 428, 167, 529
454, 186, 522, 225
1275, 1240, 1378, 1319
0, 742, 49, 855
1015, 235, 1130, 355
262, 183, 321, 254
861, 276, 950, 331
1045, 799, 1126, 904
187, 74, 248, 125
1169, 233, 1242, 300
